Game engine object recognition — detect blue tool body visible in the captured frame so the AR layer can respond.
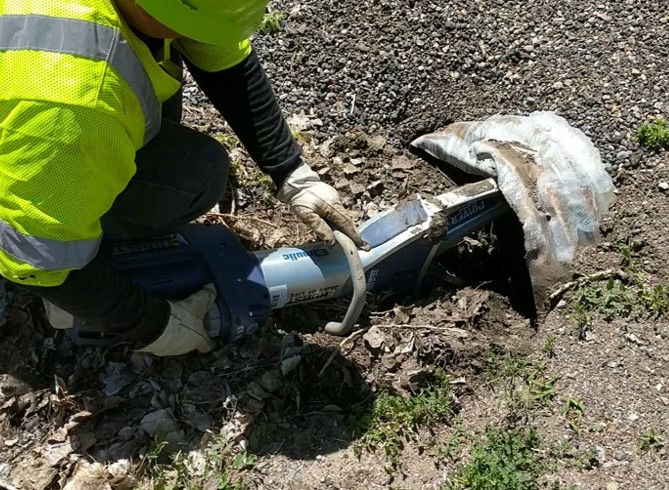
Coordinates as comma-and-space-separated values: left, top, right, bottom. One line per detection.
71, 179, 509, 345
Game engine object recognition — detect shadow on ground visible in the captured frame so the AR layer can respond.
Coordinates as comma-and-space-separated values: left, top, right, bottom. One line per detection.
0, 292, 377, 488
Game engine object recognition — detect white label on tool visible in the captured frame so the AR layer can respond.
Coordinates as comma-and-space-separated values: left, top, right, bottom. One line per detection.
269, 285, 288, 309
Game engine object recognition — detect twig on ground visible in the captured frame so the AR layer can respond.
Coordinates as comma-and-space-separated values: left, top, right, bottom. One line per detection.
183, 104, 206, 115
208, 212, 276, 228
549, 268, 628, 305
318, 327, 368, 378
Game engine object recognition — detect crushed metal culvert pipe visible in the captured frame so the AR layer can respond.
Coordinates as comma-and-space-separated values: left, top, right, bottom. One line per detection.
411, 110, 616, 313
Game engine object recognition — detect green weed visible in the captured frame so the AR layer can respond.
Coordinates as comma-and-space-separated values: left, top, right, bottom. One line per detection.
437, 427, 474, 462
575, 277, 634, 323
145, 434, 252, 490
638, 118, 669, 151
640, 429, 664, 452
256, 174, 274, 189
485, 350, 531, 380
563, 397, 585, 419
543, 334, 557, 358
291, 128, 312, 145
351, 375, 455, 467
563, 397, 585, 434
259, 9, 285, 35
255, 174, 276, 206
229, 159, 245, 180
573, 244, 669, 335
444, 427, 543, 490
547, 441, 598, 471
486, 352, 560, 412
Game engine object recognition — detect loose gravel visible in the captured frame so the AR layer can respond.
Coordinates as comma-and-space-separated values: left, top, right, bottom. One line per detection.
184, 0, 668, 182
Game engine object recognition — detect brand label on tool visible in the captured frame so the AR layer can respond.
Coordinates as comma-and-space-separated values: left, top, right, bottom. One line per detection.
448, 201, 487, 227
111, 233, 189, 255
281, 248, 329, 262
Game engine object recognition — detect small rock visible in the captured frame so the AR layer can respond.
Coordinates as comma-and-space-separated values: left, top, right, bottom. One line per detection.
107, 459, 137, 489
118, 427, 134, 442
103, 362, 134, 397
129, 352, 152, 373
363, 326, 386, 352
367, 135, 387, 151
187, 371, 210, 386
258, 369, 283, 393
628, 412, 639, 421
248, 381, 271, 400
659, 182, 669, 192
281, 355, 303, 375
399, 368, 433, 392
606, 482, 620, 490
63, 461, 112, 490
186, 410, 214, 433
140, 409, 179, 437
660, 397, 669, 406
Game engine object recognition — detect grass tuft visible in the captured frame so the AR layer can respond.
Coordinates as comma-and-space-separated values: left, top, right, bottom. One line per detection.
351, 375, 455, 467
640, 429, 664, 452
638, 118, 669, 151
574, 243, 669, 333
444, 427, 543, 490
259, 9, 286, 35
143, 434, 253, 490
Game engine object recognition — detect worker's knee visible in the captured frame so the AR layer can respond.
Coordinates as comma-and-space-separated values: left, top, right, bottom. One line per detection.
101, 123, 231, 238
193, 132, 230, 208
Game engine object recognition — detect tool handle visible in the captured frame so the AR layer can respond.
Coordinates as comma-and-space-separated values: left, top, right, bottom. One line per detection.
324, 231, 367, 336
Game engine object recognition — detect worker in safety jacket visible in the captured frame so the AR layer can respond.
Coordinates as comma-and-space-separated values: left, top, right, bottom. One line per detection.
0, 0, 365, 356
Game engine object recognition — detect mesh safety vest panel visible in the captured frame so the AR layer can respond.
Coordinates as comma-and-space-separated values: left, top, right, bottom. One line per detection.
0, 0, 250, 286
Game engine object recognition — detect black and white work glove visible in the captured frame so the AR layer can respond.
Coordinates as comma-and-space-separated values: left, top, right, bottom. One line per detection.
278, 163, 366, 249
138, 283, 217, 356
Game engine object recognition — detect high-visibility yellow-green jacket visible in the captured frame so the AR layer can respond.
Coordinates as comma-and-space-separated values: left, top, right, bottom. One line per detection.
0, 0, 251, 287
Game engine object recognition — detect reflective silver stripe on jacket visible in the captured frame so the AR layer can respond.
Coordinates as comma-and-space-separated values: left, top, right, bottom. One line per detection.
0, 219, 100, 271
0, 14, 160, 144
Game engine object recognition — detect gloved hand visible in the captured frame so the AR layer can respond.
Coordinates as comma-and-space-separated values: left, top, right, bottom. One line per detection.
43, 299, 75, 329
278, 163, 367, 248
138, 283, 218, 356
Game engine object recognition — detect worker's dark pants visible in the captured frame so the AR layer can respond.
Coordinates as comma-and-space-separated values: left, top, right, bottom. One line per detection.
100, 117, 230, 240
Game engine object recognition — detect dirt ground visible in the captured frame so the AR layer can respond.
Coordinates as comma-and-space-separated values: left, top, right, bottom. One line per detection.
1, 1, 669, 489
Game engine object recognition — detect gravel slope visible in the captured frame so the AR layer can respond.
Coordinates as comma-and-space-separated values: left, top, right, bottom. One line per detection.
236, 1, 667, 172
